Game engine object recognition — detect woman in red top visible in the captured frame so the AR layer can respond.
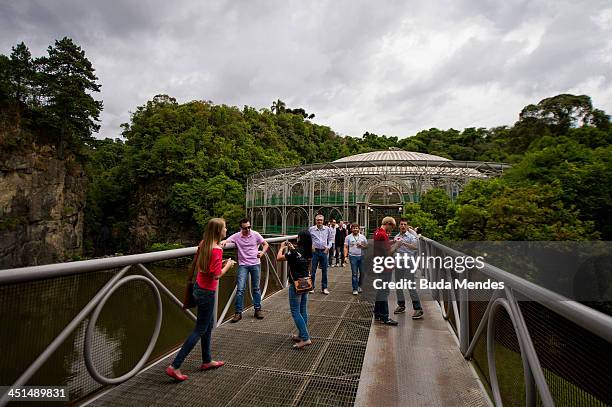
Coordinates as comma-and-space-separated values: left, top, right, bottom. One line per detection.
166, 218, 235, 381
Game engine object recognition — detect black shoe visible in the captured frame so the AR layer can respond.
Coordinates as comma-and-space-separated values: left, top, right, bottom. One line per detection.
412, 310, 424, 320
382, 318, 399, 326
394, 306, 406, 314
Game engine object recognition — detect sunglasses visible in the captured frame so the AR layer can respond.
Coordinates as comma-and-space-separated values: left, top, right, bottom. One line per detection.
241, 225, 251, 230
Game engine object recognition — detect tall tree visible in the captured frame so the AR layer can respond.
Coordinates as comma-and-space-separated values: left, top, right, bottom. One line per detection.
271, 99, 286, 114
286, 107, 315, 119
9, 42, 34, 104
38, 37, 103, 157
0, 54, 10, 101
518, 94, 594, 136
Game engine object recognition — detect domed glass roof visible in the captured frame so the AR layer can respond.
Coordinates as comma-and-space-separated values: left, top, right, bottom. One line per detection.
333, 149, 449, 163
250, 147, 508, 181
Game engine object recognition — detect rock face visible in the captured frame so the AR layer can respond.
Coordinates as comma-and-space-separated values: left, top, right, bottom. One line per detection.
0, 143, 87, 268
128, 181, 196, 253
129, 182, 164, 253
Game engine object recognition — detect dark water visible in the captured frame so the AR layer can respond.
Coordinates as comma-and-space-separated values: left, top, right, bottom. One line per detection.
0, 253, 283, 403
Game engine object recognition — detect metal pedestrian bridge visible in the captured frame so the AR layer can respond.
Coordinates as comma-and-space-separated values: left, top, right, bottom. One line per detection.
0, 236, 610, 406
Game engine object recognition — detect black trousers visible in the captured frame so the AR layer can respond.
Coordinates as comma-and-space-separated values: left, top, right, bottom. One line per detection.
374, 272, 391, 320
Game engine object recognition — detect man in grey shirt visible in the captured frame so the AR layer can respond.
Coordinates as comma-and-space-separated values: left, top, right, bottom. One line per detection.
309, 214, 333, 294
393, 218, 424, 319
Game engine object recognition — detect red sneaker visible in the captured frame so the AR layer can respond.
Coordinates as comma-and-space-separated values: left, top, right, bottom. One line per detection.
166, 366, 188, 381
200, 360, 225, 370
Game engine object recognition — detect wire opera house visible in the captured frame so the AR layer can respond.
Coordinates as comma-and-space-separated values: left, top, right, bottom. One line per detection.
246, 149, 508, 235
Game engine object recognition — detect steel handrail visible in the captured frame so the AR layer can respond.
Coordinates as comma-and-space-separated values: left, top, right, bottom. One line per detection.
421, 236, 612, 343
0, 235, 295, 283
0, 235, 297, 406
419, 237, 612, 407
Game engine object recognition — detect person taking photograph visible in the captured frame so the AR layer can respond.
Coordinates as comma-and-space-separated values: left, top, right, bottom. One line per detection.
277, 230, 313, 349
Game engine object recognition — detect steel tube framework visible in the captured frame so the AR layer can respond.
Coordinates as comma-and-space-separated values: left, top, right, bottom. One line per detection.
246, 151, 508, 235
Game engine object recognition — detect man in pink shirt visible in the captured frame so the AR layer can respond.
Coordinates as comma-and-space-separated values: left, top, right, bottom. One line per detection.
222, 218, 269, 322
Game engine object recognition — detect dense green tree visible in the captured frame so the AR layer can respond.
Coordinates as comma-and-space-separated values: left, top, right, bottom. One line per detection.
0, 54, 10, 100
518, 94, 594, 136
590, 108, 611, 131
83, 138, 132, 254
271, 99, 286, 114
285, 107, 315, 119
37, 37, 103, 157
403, 203, 445, 241
446, 180, 598, 241
100, 95, 354, 249
504, 137, 612, 238
8, 42, 35, 104
419, 188, 456, 226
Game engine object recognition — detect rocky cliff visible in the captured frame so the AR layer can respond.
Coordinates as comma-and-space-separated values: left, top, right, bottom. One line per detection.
0, 122, 87, 268
128, 180, 197, 253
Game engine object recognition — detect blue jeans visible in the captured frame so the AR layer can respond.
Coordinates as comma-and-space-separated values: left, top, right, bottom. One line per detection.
234, 264, 262, 313
396, 266, 422, 310
311, 250, 328, 289
172, 285, 215, 368
288, 284, 309, 340
349, 255, 364, 291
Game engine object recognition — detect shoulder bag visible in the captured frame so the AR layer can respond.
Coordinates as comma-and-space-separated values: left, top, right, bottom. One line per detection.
289, 251, 313, 294
182, 245, 201, 309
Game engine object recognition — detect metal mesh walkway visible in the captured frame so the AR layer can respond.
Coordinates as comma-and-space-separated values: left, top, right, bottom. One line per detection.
88, 266, 374, 407
87, 266, 490, 407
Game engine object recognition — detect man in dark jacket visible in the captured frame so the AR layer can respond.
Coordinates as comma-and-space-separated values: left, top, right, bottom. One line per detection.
333, 221, 348, 267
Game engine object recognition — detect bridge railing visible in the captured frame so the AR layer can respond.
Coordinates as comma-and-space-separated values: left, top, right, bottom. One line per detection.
419, 237, 612, 407
0, 235, 296, 406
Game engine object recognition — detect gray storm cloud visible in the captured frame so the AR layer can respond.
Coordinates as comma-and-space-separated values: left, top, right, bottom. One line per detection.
1, 0, 611, 139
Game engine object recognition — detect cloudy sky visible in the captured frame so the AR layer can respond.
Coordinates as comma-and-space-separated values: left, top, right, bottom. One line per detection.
2, 0, 611, 139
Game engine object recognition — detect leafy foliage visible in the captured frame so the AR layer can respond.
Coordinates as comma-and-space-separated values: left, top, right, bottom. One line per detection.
88, 92, 611, 251
84, 96, 374, 250
0, 38, 102, 157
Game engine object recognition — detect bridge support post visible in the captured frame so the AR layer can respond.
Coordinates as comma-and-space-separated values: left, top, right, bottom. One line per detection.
282, 261, 288, 288
459, 271, 470, 356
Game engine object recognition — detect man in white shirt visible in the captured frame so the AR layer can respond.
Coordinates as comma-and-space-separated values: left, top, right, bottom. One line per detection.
344, 223, 368, 295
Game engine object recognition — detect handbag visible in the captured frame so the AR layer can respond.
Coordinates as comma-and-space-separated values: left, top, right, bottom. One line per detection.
293, 276, 313, 293
290, 252, 312, 294
182, 245, 201, 309
182, 283, 196, 309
